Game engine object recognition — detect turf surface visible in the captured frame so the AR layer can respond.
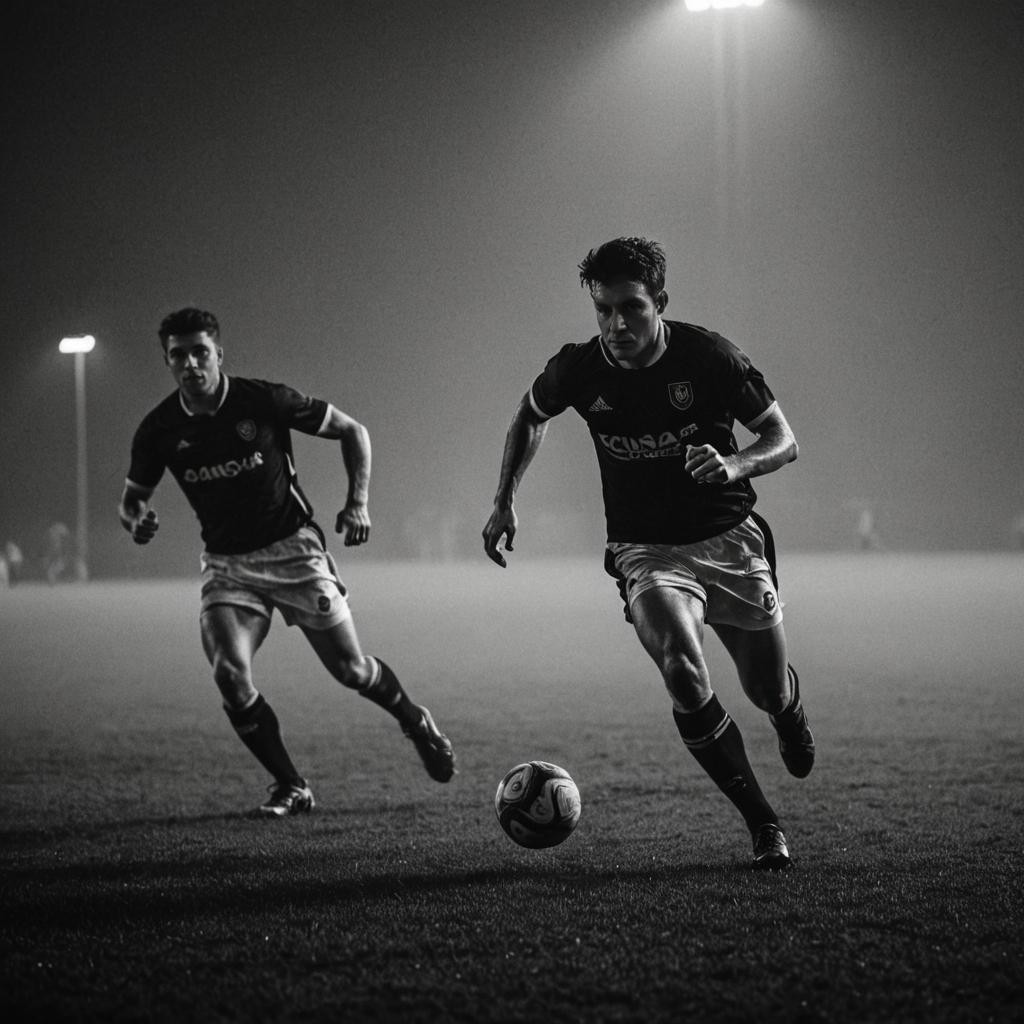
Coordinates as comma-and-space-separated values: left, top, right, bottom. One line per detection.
1, 554, 1022, 1022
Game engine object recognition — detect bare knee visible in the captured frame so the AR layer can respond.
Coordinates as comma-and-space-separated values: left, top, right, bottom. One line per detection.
659, 646, 711, 712
211, 655, 256, 709
327, 653, 374, 690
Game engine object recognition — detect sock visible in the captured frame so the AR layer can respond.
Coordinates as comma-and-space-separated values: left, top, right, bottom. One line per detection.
224, 693, 304, 788
358, 657, 418, 726
674, 693, 777, 834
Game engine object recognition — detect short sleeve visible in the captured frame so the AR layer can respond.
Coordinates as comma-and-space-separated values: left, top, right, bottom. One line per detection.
267, 383, 330, 436
529, 344, 579, 420
711, 337, 776, 430
126, 416, 166, 491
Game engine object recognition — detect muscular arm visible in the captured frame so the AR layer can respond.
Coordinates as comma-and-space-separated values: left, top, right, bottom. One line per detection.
318, 404, 372, 545
482, 392, 551, 567
685, 404, 799, 485
118, 481, 159, 544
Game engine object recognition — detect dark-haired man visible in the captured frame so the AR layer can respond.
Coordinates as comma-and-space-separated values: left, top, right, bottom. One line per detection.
120, 308, 455, 816
482, 238, 813, 869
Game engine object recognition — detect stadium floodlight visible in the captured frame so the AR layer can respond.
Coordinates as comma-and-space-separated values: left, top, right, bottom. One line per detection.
684, 0, 765, 11
59, 334, 96, 353
59, 335, 96, 579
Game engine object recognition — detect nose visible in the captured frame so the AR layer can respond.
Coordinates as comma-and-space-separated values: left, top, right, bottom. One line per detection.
608, 311, 628, 336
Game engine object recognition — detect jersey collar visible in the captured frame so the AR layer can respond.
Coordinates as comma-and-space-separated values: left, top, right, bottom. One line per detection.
179, 373, 230, 417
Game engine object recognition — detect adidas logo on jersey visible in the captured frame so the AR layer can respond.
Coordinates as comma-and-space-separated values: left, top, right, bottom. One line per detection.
588, 396, 613, 412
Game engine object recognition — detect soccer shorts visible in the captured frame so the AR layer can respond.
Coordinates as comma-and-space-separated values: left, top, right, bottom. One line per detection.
605, 514, 784, 631
200, 525, 352, 630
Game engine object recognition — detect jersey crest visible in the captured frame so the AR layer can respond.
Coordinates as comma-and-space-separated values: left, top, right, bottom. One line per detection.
668, 381, 694, 411
236, 418, 257, 441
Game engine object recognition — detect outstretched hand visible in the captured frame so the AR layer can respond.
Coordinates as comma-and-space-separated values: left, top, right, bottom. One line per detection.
482, 506, 517, 568
336, 503, 371, 546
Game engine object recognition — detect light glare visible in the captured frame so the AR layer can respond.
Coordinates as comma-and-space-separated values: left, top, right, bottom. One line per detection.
59, 335, 96, 354
684, 0, 765, 10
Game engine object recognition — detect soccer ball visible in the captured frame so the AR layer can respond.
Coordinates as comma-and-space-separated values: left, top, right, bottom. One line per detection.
494, 760, 582, 849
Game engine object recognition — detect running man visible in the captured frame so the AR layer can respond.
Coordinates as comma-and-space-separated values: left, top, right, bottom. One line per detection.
482, 238, 813, 869
120, 308, 455, 817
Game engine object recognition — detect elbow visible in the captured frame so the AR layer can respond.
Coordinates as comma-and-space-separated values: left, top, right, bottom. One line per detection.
787, 437, 799, 464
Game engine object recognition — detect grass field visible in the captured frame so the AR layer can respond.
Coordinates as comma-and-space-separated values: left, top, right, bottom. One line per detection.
1, 553, 1022, 1023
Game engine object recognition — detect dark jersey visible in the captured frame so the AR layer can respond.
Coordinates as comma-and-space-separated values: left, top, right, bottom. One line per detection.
530, 321, 777, 544
126, 375, 330, 554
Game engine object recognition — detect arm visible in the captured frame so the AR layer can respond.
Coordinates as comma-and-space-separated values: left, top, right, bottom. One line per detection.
118, 481, 160, 544
318, 404, 372, 546
482, 392, 551, 567
685, 404, 798, 485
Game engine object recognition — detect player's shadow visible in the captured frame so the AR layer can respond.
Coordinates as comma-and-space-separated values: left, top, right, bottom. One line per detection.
1, 851, 760, 935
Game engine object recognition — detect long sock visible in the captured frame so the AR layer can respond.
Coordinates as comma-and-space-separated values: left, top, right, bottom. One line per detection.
224, 693, 303, 787
673, 693, 777, 833
358, 657, 418, 726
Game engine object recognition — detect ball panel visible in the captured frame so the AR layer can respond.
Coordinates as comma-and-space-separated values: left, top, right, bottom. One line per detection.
495, 760, 581, 849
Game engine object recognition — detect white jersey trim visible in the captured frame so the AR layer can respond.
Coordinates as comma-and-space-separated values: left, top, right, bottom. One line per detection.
528, 385, 555, 422
179, 374, 230, 417
124, 477, 155, 496
744, 400, 778, 432
315, 404, 334, 437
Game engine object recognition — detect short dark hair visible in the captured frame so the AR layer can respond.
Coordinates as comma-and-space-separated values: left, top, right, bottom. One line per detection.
158, 308, 220, 349
578, 237, 666, 297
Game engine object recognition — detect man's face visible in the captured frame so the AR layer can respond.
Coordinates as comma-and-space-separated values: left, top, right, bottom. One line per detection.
590, 278, 666, 368
164, 332, 222, 401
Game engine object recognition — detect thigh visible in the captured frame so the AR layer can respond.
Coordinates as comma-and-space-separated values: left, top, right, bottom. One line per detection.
200, 604, 272, 705
300, 616, 371, 688
630, 585, 712, 710
711, 620, 789, 712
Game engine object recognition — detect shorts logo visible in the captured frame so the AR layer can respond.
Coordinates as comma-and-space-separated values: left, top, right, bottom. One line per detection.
668, 382, 694, 412
763, 592, 777, 612
236, 419, 257, 441
317, 595, 332, 613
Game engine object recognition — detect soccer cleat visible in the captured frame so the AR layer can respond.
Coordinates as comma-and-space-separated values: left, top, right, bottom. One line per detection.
255, 782, 315, 818
752, 823, 791, 870
771, 664, 815, 779
403, 707, 456, 782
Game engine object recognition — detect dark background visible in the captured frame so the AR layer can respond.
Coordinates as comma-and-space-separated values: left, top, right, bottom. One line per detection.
2, 0, 1022, 578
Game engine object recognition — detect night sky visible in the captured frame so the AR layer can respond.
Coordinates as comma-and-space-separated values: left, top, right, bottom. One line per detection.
2, 0, 1022, 578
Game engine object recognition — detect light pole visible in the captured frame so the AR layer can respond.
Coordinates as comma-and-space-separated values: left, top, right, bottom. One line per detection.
684, 0, 765, 310
59, 334, 95, 580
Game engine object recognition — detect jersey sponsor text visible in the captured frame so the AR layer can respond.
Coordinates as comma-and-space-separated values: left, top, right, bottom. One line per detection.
182, 451, 264, 483
597, 425, 698, 461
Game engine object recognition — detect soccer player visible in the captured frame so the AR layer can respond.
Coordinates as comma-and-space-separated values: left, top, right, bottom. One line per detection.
119, 308, 455, 817
482, 238, 813, 869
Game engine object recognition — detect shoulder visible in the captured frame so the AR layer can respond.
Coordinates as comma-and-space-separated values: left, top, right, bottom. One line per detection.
668, 322, 751, 371
544, 337, 606, 375
228, 376, 307, 409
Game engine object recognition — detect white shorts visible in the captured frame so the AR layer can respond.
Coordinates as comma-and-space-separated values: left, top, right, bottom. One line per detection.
200, 525, 351, 630
606, 516, 784, 631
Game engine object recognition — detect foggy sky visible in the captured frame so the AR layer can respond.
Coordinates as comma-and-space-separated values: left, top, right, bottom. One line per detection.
2, 0, 1022, 577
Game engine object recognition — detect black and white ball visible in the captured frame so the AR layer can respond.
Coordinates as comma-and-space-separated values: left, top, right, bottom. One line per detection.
494, 760, 582, 849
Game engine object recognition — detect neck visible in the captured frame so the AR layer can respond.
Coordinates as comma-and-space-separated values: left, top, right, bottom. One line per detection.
616, 319, 667, 369
182, 373, 225, 415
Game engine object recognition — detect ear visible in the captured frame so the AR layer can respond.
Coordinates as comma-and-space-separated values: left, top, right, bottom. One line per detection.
656, 290, 668, 314
217, 346, 224, 364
